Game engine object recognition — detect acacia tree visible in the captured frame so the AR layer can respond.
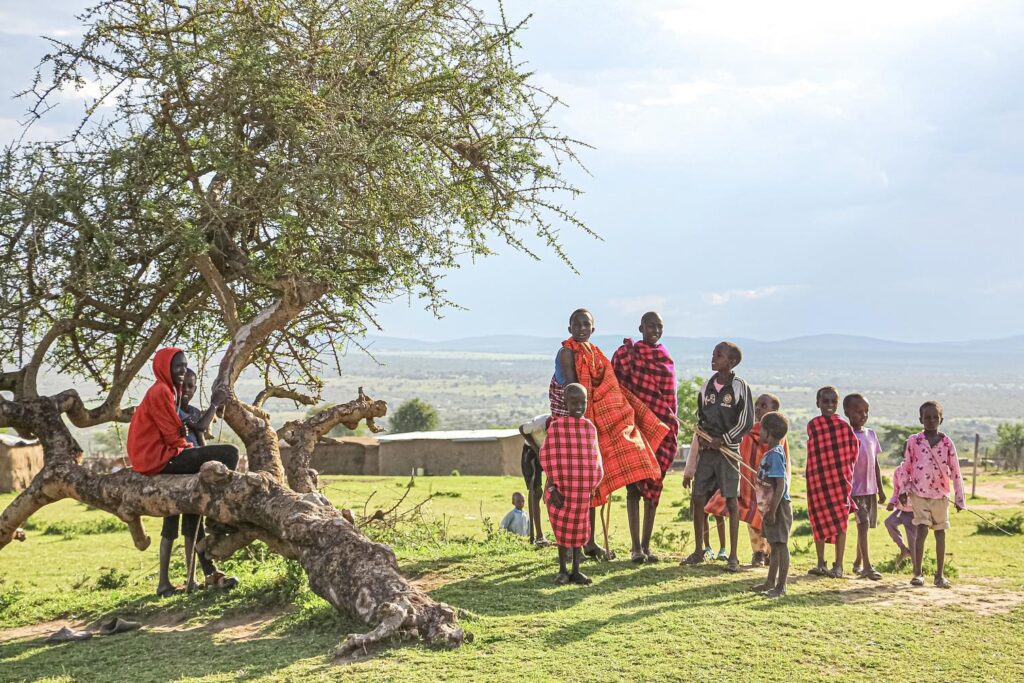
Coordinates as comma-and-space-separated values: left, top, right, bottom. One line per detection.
0, 0, 586, 656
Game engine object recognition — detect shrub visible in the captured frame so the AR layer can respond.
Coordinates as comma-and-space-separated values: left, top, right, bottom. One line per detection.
975, 512, 1024, 536
390, 398, 440, 433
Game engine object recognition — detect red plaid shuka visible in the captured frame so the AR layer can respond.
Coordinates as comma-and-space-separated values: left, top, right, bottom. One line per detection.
562, 339, 666, 507
549, 375, 569, 417
805, 414, 860, 544
539, 416, 604, 547
611, 339, 678, 503
704, 423, 790, 529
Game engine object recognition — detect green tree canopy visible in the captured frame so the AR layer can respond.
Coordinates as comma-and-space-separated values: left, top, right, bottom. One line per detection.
676, 375, 704, 445
390, 398, 439, 433
996, 423, 1024, 470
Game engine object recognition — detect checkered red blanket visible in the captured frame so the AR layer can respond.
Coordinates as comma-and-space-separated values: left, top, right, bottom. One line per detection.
562, 339, 665, 507
539, 416, 603, 547
611, 338, 678, 503
805, 414, 860, 544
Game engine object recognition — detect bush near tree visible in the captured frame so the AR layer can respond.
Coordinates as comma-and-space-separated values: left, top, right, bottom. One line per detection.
390, 399, 440, 434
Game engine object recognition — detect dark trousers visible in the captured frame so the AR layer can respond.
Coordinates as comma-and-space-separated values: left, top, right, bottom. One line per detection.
159, 445, 240, 572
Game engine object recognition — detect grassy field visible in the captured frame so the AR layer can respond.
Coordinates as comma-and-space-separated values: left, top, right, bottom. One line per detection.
2, 472, 1024, 682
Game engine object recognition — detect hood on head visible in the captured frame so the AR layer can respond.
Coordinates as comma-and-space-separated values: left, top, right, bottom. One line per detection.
153, 347, 185, 390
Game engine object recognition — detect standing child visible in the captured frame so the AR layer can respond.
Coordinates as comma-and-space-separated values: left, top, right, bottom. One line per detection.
519, 413, 551, 545
552, 308, 665, 559
611, 311, 679, 563
681, 342, 754, 572
805, 386, 860, 578
539, 384, 604, 585
844, 393, 887, 581
884, 460, 917, 565
750, 412, 792, 598
705, 393, 790, 566
900, 401, 965, 588
500, 492, 531, 536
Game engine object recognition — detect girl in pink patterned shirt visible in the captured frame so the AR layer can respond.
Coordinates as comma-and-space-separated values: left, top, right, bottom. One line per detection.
898, 401, 965, 589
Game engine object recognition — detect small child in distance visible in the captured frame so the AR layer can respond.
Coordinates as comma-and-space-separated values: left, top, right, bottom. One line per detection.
499, 492, 531, 537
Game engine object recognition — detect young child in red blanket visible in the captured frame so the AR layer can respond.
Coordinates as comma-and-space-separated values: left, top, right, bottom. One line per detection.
540, 383, 604, 586
705, 393, 790, 566
611, 311, 679, 563
805, 386, 860, 578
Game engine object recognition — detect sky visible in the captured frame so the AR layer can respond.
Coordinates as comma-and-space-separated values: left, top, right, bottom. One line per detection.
2, 1, 1023, 342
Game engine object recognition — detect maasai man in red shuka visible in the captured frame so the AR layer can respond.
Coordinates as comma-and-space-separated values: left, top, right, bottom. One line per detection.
611, 312, 678, 563
540, 383, 603, 586
553, 308, 666, 558
805, 385, 860, 578
705, 393, 790, 566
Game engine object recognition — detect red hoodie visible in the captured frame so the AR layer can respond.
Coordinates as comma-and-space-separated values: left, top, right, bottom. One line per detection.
127, 347, 189, 476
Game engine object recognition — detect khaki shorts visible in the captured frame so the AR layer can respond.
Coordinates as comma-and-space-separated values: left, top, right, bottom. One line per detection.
910, 493, 950, 530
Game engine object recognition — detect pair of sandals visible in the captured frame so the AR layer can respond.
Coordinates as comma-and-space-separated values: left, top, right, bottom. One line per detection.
555, 570, 593, 586
44, 617, 141, 644
680, 550, 741, 572
156, 571, 239, 598
630, 549, 660, 564
911, 574, 951, 589
808, 564, 844, 579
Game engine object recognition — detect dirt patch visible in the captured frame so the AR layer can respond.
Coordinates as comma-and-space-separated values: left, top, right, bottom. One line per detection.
0, 609, 292, 645
966, 479, 1024, 509
810, 578, 1024, 615
0, 619, 88, 643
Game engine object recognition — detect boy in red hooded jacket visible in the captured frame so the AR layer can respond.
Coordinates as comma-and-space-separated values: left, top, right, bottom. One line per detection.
127, 347, 240, 597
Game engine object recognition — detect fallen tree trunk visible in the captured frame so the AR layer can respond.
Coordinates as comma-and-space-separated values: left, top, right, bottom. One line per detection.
0, 390, 464, 656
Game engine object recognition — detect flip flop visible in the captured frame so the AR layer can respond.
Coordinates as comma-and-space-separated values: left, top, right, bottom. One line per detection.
44, 626, 92, 643
98, 617, 141, 636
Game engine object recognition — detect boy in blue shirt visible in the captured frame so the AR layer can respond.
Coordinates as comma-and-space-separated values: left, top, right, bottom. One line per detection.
750, 412, 791, 598
500, 492, 531, 536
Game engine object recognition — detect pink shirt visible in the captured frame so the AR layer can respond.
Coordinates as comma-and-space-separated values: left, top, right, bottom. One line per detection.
904, 432, 965, 508
851, 429, 882, 496
888, 461, 913, 512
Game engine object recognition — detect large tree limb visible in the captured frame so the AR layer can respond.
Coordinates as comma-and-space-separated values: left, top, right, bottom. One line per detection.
278, 388, 388, 493
0, 394, 464, 655
253, 385, 318, 409
192, 252, 241, 334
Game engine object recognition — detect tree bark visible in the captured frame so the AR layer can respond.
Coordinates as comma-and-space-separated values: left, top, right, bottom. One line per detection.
0, 390, 464, 656
278, 387, 387, 493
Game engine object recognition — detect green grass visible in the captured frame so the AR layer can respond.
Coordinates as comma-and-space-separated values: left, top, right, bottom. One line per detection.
2, 474, 1024, 682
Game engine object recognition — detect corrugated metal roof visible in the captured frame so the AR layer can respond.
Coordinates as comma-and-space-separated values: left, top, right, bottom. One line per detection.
376, 429, 520, 443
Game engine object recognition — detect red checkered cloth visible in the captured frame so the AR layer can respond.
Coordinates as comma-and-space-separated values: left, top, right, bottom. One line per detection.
704, 423, 790, 529
549, 375, 569, 417
562, 339, 666, 507
539, 416, 604, 547
805, 414, 860, 544
611, 338, 678, 503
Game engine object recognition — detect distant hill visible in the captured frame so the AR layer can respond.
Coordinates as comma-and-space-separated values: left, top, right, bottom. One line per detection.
360, 333, 1024, 370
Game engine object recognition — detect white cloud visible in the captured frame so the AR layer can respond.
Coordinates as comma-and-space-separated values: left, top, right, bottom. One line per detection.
703, 287, 780, 306
607, 295, 668, 316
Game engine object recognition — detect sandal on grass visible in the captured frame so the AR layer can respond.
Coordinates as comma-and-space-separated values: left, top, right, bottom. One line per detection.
828, 565, 844, 579
156, 585, 184, 599
934, 575, 952, 589
725, 558, 741, 573
862, 569, 882, 581
680, 551, 705, 566
98, 617, 141, 636
205, 571, 239, 590
807, 565, 828, 577
643, 550, 660, 563
910, 575, 925, 587
716, 548, 729, 561
630, 550, 647, 564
